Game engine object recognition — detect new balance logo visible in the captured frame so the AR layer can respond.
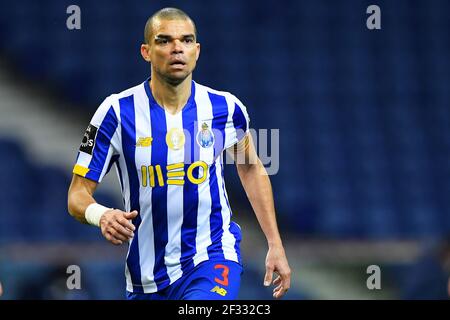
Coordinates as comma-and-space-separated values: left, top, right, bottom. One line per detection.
136, 137, 153, 147
210, 286, 227, 296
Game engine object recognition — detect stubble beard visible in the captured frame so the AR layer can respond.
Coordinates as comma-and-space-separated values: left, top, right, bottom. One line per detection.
155, 66, 192, 87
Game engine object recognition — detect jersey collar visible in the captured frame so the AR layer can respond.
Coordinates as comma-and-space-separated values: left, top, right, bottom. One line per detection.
144, 77, 196, 113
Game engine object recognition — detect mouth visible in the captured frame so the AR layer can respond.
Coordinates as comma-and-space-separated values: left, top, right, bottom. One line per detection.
169, 59, 186, 67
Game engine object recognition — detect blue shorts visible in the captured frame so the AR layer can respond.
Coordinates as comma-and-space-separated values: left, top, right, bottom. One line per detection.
126, 260, 243, 300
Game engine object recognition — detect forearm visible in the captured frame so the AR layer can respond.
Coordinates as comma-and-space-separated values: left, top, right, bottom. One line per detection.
68, 184, 96, 224
237, 160, 283, 246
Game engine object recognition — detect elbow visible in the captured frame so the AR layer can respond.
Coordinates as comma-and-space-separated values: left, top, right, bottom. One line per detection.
236, 160, 260, 175
237, 160, 268, 181
67, 190, 77, 218
67, 195, 74, 217
236, 162, 253, 178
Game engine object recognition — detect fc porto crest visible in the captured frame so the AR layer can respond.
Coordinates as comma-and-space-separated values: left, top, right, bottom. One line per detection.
166, 127, 185, 150
196, 122, 214, 148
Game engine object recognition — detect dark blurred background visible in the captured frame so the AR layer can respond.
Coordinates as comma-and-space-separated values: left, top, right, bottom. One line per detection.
0, 0, 449, 299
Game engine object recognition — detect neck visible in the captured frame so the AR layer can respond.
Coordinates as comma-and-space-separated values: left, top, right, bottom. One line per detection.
150, 72, 192, 115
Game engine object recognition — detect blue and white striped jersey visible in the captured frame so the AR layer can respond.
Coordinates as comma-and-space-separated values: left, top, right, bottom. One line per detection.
73, 78, 250, 293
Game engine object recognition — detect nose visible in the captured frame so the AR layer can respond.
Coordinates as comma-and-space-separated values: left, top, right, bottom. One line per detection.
171, 39, 184, 54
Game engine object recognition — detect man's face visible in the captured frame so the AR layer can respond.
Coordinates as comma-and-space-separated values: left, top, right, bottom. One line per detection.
143, 18, 200, 85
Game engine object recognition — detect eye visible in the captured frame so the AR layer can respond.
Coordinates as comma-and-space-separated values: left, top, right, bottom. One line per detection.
184, 38, 194, 43
156, 38, 168, 44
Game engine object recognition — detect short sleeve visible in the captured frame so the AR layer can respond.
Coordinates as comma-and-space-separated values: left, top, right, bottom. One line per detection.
73, 95, 119, 183
224, 94, 250, 149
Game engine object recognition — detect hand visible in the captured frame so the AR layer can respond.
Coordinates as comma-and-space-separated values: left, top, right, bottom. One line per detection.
100, 209, 138, 245
263, 243, 291, 299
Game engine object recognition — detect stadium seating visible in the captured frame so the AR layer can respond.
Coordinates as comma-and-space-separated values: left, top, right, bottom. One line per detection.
0, 0, 449, 240
0, 138, 120, 243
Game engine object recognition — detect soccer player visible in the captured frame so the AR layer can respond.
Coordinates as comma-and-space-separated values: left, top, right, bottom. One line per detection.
67, 7, 291, 300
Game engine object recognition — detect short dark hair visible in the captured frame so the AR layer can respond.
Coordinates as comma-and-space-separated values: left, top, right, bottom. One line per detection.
144, 8, 197, 44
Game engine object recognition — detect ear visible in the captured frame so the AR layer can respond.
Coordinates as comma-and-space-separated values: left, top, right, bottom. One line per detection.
140, 44, 151, 63
195, 42, 201, 61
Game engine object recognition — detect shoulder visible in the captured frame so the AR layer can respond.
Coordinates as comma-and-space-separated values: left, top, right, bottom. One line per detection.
194, 82, 248, 110
95, 82, 146, 115
193, 82, 242, 104
104, 82, 145, 105
115, 82, 146, 100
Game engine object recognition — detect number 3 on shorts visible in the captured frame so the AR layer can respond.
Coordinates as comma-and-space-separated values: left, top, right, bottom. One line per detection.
214, 264, 230, 286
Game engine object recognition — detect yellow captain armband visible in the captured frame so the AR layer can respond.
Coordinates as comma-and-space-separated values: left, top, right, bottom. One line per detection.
73, 164, 90, 177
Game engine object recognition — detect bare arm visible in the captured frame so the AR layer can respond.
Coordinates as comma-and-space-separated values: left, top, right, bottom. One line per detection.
229, 134, 291, 299
448, 277, 450, 297
67, 174, 137, 245
68, 174, 98, 224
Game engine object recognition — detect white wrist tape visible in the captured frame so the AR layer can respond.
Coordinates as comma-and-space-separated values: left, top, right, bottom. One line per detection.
85, 203, 111, 227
